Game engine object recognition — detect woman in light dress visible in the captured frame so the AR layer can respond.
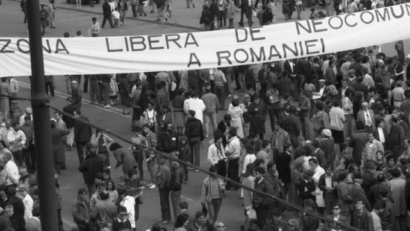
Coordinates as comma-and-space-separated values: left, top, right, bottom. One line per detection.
228, 98, 244, 138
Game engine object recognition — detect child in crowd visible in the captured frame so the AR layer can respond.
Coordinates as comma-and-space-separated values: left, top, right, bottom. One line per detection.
177, 136, 191, 184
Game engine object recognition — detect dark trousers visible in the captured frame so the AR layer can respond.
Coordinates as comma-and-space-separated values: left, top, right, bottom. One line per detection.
24, 144, 36, 173
54, 162, 63, 175
254, 0, 266, 7
226, 158, 239, 190
239, 8, 252, 26
289, 133, 300, 149
394, 215, 407, 231
101, 82, 111, 105
131, 4, 137, 16
45, 82, 54, 96
86, 183, 96, 198
83, 75, 89, 92
268, 108, 276, 133
89, 80, 101, 103
76, 141, 87, 165
218, 10, 226, 27
215, 159, 227, 177
189, 139, 201, 167
290, 77, 300, 100
134, 153, 144, 181
102, 16, 114, 28
181, 164, 189, 182
159, 188, 171, 221
12, 150, 24, 167
215, 85, 226, 110
255, 205, 270, 230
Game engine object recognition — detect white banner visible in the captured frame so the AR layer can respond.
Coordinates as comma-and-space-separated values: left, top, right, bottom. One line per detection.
1, 4, 410, 77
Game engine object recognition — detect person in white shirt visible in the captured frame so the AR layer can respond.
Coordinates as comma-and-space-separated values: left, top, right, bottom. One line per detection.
242, 143, 256, 174
183, 92, 206, 124
119, 187, 136, 229
7, 123, 26, 167
207, 131, 227, 177
2, 152, 20, 187
17, 185, 33, 221
309, 158, 325, 214
0, 120, 13, 147
225, 128, 241, 190
7, 77, 19, 98
89, 17, 100, 37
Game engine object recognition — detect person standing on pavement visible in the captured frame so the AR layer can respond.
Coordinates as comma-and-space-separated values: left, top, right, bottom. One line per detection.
225, 127, 241, 191
248, 94, 267, 140
185, 110, 204, 169
63, 97, 76, 151
79, 143, 104, 197
102, 0, 114, 28
130, 0, 138, 16
71, 80, 83, 110
202, 87, 219, 138
253, 166, 274, 230
184, 91, 206, 124
72, 188, 91, 231
228, 99, 244, 138
281, 105, 301, 149
298, 90, 311, 141
48, 0, 56, 28
45, 75, 55, 97
142, 124, 158, 189
51, 120, 70, 177
329, 101, 345, 147
21, 0, 27, 23
20, 116, 35, 173
7, 122, 26, 168
89, 75, 101, 104
73, 110, 92, 165
89, 17, 100, 37
157, 123, 179, 164
100, 74, 112, 108
156, 154, 171, 224
200, 166, 225, 223
118, 0, 128, 25
169, 161, 184, 221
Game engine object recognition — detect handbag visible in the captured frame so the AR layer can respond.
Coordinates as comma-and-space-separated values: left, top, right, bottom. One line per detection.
246, 207, 257, 220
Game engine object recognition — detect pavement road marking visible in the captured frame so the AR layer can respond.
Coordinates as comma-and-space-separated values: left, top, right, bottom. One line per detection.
18, 81, 132, 118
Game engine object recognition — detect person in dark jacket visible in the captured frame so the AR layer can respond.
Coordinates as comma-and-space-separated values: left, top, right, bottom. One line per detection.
275, 145, 292, 202
5, 187, 25, 231
281, 105, 301, 148
157, 123, 179, 164
72, 188, 91, 231
348, 121, 368, 166
217, 114, 231, 148
185, 110, 204, 168
388, 117, 405, 158
297, 169, 316, 202
74, 110, 92, 165
177, 136, 191, 183
51, 120, 70, 177
169, 161, 184, 221
101, 0, 114, 28
253, 166, 275, 230
62, 97, 76, 150
0, 204, 13, 230
200, 5, 213, 30
79, 143, 104, 197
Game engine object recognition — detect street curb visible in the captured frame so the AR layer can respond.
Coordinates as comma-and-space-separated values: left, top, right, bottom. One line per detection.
9, 0, 202, 32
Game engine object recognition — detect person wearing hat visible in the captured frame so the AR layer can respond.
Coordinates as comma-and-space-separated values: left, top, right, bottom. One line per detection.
248, 93, 267, 140
71, 80, 83, 110
19, 107, 32, 127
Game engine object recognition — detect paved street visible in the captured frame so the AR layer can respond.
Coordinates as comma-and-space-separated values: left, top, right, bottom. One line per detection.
0, 0, 410, 230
